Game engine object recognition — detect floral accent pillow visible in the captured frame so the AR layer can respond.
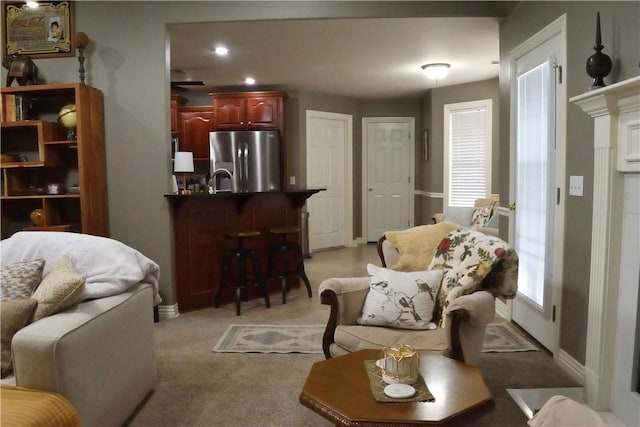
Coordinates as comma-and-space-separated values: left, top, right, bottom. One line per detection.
471, 205, 494, 229
428, 228, 518, 322
358, 263, 443, 330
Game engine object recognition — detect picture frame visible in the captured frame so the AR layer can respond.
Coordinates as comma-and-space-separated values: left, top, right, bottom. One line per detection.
2, 1, 74, 58
423, 130, 429, 161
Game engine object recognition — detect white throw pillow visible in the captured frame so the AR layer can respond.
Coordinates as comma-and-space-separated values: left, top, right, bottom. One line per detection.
357, 264, 443, 330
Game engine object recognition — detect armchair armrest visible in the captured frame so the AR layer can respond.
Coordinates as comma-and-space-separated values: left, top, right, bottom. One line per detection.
432, 212, 444, 224
319, 277, 370, 358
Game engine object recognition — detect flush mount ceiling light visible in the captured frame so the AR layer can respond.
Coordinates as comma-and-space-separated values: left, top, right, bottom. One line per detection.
214, 46, 229, 56
244, 77, 256, 85
421, 63, 451, 80
25, 1, 39, 8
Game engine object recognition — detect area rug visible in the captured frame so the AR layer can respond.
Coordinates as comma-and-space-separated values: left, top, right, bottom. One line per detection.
212, 324, 324, 354
483, 322, 539, 352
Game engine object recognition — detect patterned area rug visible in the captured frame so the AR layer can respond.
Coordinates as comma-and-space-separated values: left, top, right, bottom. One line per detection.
212, 324, 324, 353
483, 322, 539, 352
212, 322, 538, 354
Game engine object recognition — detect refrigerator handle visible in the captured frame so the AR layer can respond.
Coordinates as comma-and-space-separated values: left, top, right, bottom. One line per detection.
236, 146, 243, 191
242, 142, 249, 191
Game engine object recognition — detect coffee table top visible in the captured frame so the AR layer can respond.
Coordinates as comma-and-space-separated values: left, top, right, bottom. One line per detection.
299, 349, 492, 426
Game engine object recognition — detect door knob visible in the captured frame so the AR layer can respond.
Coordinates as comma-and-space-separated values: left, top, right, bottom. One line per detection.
509, 202, 516, 211
368, 187, 373, 192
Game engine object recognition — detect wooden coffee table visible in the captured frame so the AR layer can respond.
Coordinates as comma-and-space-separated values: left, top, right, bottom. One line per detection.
299, 349, 492, 426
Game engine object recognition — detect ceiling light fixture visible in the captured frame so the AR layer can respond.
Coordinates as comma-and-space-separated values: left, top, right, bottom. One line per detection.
421, 63, 451, 80
25, 1, 39, 8
244, 77, 255, 85
214, 46, 229, 56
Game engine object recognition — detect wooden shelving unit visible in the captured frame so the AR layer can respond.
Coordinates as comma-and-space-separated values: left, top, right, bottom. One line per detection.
1, 83, 108, 238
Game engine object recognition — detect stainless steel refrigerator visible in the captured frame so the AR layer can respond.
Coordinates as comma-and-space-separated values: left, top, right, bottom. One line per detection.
209, 130, 281, 192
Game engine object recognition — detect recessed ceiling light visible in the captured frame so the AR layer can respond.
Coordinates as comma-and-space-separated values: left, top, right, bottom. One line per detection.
214, 46, 229, 56
244, 77, 255, 85
421, 63, 451, 80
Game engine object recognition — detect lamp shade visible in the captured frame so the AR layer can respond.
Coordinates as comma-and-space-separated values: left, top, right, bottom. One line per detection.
174, 151, 194, 173
421, 63, 451, 80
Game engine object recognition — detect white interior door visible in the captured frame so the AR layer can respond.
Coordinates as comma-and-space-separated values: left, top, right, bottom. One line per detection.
306, 110, 353, 251
364, 118, 414, 241
510, 17, 565, 353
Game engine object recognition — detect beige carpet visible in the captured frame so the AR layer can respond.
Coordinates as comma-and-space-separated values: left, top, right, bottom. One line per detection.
125, 244, 579, 427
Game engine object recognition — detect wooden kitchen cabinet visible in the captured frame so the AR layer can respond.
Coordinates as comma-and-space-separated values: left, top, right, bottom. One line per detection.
1, 83, 108, 238
177, 106, 214, 161
210, 91, 285, 130
170, 94, 186, 132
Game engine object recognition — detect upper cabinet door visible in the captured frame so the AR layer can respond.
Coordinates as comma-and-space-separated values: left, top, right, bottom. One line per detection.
178, 110, 214, 160
211, 91, 285, 130
245, 96, 281, 128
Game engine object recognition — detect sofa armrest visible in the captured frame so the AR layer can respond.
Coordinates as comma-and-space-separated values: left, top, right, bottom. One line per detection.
444, 290, 495, 365
319, 277, 370, 358
11, 283, 157, 427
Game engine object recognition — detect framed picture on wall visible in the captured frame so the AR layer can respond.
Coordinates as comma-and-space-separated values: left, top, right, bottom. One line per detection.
2, 1, 75, 58
423, 130, 429, 161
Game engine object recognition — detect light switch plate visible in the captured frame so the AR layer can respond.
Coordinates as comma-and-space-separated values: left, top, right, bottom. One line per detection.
289, 176, 296, 185
569, 175, 583, 196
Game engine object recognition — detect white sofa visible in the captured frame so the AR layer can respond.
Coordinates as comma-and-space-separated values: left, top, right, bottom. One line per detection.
1, 232, 160, 427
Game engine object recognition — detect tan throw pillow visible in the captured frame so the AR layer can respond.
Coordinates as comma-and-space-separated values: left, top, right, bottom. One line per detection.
0, 259, 45, 301
384, 222, 459, 271
31, 256, 85, 322
1, 299, 37, 378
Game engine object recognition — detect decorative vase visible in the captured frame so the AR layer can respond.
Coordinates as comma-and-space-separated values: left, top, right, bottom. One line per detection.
30, 208, 44, 226
585, 11, 612, 90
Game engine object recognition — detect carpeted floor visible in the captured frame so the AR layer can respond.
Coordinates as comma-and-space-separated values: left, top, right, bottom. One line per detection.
125, 244, 579, 427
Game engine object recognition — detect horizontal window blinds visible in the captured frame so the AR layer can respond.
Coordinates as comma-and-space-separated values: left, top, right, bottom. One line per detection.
449, 106, 488, 207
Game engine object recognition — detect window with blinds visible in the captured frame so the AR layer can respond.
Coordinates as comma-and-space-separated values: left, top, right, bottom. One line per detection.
444, 99, 492, 207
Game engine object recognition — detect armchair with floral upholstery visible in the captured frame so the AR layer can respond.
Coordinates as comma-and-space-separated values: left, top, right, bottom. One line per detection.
319, 222, 518, 365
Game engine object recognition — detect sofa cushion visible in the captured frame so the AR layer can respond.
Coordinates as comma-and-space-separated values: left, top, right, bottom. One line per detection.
31, 255, 85, 322
0, 260, 45, 301
358, 264, 443, 330
443, 207, 475, 227
1, 299, 37, 378
384, 222, 458, 271
428, 228, 517, 320
334, 324, 447, 354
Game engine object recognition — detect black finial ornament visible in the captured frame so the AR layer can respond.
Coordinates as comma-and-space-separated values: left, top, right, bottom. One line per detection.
586, 11, 613, 90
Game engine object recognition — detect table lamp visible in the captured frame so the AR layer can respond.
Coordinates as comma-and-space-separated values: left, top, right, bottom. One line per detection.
174, 151, 194, 194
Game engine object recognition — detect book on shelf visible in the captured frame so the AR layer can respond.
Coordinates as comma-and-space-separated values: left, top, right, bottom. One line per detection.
1, 94, 31, 122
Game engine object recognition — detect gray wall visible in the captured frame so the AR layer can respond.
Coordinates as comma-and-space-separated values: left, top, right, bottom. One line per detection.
5, 2, 638, 369
499, 1, 640, 364
15, 0, 509, 308
419, 78, 500, 222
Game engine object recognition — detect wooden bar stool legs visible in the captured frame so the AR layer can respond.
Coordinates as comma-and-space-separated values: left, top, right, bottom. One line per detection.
214, 231, 270, 316
267, 227, 312, 304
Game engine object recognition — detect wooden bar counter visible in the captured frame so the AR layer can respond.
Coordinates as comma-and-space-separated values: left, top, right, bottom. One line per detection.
165, 188, 323, 313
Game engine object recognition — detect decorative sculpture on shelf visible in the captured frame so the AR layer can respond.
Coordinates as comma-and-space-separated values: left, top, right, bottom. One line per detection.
2, 54, 38, 87
585, 11, 612, 90
73, 32, 90, 84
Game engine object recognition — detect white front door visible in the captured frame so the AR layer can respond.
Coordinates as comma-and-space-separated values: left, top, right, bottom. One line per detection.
306, 110, 353, 251
509, 16, 566, 353
364, 118, 414, 242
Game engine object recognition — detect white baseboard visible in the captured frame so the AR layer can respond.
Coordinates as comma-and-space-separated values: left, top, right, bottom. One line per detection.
495, 298, 511, 320
157, 303, 180, 320
556, 349, 585, 385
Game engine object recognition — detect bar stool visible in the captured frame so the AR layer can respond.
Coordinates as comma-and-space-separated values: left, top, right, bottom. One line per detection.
267, 227, 312, 304
214, 230, 270, 316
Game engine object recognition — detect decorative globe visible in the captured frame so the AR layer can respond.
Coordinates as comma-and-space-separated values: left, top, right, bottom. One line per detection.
58, 103, 77, 139
59, 104, 77, 129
